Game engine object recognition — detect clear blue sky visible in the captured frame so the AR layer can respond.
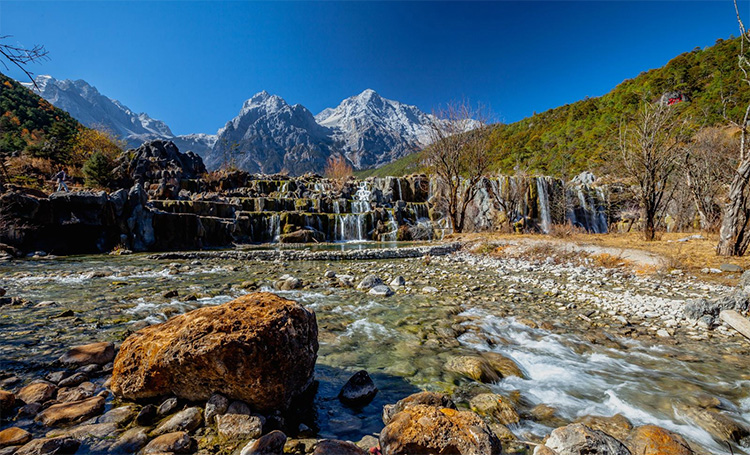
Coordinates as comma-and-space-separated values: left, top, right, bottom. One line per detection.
0, 1, 747, 135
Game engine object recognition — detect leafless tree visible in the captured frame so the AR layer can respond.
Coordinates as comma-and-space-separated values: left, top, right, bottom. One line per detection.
424, 100, 491, 233
620, 101, 688, 241
717, 0, 750, 256
0, 35, 49, 89
685, 127, 737, 232
484, 170, 530, 233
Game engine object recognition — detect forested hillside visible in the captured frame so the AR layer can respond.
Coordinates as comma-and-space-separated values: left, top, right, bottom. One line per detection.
359, 36, 750, 179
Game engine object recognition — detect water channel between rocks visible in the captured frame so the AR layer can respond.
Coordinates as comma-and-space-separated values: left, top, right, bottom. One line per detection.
2, 244, 750, 454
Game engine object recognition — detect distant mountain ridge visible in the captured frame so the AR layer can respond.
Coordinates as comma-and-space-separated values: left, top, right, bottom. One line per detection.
23, 76, 444, 175
22, 76, 217, 157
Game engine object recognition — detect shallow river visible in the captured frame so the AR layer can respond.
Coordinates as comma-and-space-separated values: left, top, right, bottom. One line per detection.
1, 247, 750, 454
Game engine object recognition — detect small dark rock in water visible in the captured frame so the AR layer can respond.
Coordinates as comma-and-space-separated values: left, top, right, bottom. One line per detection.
240, 430, 287, 455
357, 275, 383, 291
16, 403, 42, 419
54, 309, 74, 318
163, 290, 179, 298
0, 390, 16, 415
312, 439, 368, 455
0, 289, 5, 297
45, 372, 67, 385
136, 404, 157, 426
338, 370, 378, 407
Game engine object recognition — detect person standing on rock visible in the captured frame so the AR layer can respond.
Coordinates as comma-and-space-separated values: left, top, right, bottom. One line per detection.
54, 168, 69, 192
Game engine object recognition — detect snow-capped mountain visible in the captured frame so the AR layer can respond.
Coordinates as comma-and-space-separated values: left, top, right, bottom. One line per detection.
208, 91, 335, 174
22, 75, 216, 156
316, 89, 435, 169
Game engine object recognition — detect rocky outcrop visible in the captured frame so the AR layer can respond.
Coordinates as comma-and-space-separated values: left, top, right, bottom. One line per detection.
111, 293, 318, 413
115, 140, 206, 188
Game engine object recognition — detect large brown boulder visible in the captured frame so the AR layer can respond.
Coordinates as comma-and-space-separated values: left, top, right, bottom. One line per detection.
111, 292, 318, 412
379, 404, 502, 455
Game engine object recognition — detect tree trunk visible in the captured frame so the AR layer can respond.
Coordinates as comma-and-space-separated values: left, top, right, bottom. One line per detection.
717, 157, 750, 256
643, 209, 656, 241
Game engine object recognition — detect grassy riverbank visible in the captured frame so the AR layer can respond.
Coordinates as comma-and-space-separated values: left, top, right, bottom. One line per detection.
449, 231, 749, 285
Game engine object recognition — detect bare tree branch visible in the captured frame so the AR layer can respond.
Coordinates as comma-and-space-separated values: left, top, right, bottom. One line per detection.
0, 35, 49, 89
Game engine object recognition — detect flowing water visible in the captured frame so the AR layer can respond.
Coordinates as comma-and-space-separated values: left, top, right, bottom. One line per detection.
1, 250, 750, 454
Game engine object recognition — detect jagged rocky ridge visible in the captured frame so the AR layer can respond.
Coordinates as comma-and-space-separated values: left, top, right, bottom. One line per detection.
0, 141, 609, 256
22, 76, 218, 155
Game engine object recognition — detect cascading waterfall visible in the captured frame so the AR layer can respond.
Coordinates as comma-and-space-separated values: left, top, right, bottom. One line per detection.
536, 177, 552, 234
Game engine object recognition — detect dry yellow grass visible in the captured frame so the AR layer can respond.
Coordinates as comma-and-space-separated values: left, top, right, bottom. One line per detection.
448, 231, 748, 284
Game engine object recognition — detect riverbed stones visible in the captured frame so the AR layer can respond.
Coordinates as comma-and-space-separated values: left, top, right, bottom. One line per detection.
390, 276, 406, 287
141, 431, 195, 454
35, 396, 105, 427
380, 405, 502, 455
151, 407, 203, 436
17, 382, 56, 404
676, 404, 749, 444
157, 397, 179, 416
111, 292, 318, 412
470, 393, 520, 425
239, 430, 287, 455
357, 275, 383, 290
543, 423, 631, 455
59, 342, 115, 367
444, 355, 500, 383
338, 370, 378, 407
0, 427, 31, 448
96, 405, 138, 426
624, 425, 693, 455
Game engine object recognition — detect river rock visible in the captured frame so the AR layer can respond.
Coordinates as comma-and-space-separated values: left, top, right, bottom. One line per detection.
151, 407, 203, 436
721, 263, 743, 273
677, 404, 749, 444
573, 414, 633, 442
14, 437, 80, 455
55, 387, 92, 403
109, 427, 149, 454
480, 351, 525, 378
46, 422, 118, 443
57, 373, 87, 389
390, 276, 406, 287
533, 446, 558, 455
368, 285, 394, 297
382, 391, 457, 425
0, 427, 31, 448
239, 430, 287, 455
59, 342, 115, 367
624, 425, 693, 455
205, 392, 229, 425
217, 414, 263, 441
96, 405, 138, 426
338, 370, 378, 407
276, 276, 301, 291
17, 382, 57, 404
544, 423, 631, 455
35, 396, 105, 427
140, 431, 195, 454
470, 393, 519, 425
357, 275, 383, 290
312, 440, 367, 455
444, 355, 500, 383
157, 397, 179, 416
0, 390, 15, 415
111, 292, 318, 412
379, 404, 502, 455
